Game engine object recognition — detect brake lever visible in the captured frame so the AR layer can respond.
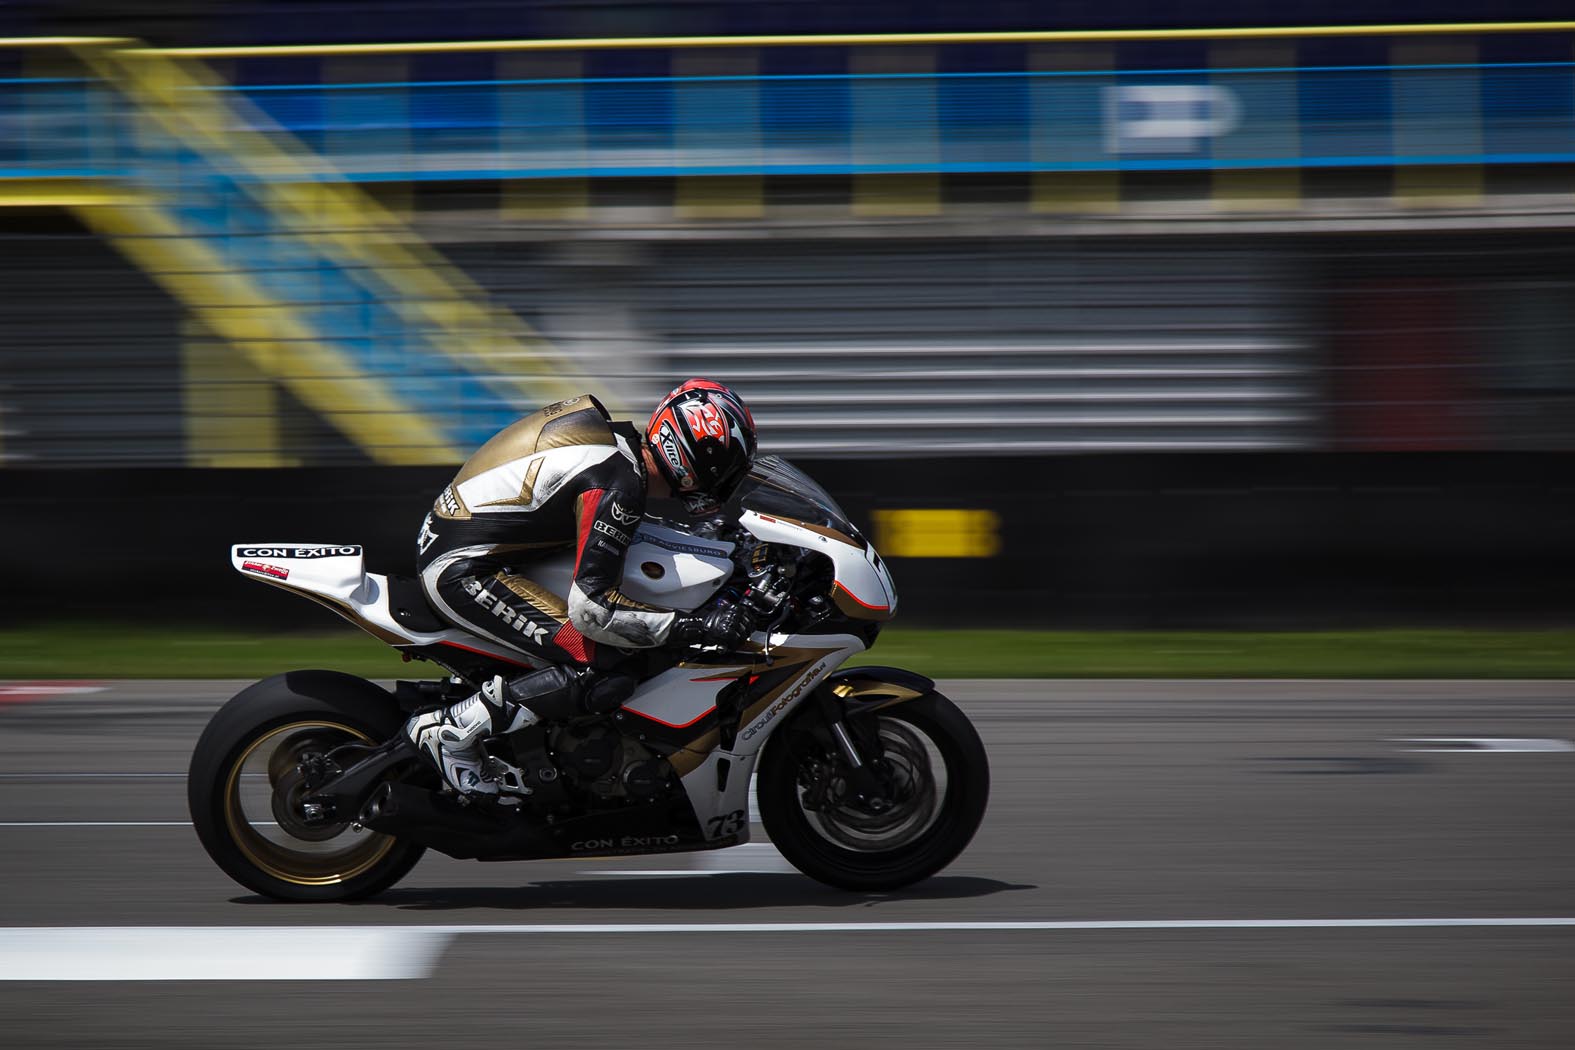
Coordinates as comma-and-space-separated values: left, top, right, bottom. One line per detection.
758, 603, 793, 665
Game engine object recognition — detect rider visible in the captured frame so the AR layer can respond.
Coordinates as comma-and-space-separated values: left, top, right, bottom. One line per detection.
405, 380, 760, 795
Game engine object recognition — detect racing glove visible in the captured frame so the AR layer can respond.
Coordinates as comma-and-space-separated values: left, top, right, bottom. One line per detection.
671, 602, 757, 651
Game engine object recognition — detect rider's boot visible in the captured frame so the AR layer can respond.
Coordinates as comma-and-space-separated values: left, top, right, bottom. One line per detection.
404, 665, 624, 796
403, 676, 534, 796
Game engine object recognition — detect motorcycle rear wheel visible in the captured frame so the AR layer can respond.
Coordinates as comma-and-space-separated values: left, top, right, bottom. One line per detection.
188, 675, 426, 902
757, 690, 989, 892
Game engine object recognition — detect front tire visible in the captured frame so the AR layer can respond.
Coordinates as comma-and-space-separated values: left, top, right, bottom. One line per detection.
188, 673, 426, 902
757, 690, 989, 891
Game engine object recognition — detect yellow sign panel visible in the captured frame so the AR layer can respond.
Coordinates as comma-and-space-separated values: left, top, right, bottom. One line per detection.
871, 509, 1001, 558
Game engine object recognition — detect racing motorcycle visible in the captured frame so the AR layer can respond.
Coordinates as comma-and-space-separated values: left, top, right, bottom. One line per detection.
189, 456, 989, 901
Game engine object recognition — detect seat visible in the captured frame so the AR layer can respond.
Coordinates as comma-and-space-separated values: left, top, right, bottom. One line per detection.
384, 574, 450, 634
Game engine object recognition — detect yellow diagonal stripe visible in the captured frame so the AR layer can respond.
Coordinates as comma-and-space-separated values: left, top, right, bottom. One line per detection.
0, 178, 141, 208
72, 42, 586, 413
74, 198, 461, 465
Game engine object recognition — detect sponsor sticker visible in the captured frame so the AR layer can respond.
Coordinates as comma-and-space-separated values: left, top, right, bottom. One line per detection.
593, 520, 632, 547
631, 530, 729, 559
570, 834, 681, 853
657, 420, 692, 487
463, 578, 550, 645
741, 661, 827, 741
236, 545, 362, 560
241, 560, 290, 580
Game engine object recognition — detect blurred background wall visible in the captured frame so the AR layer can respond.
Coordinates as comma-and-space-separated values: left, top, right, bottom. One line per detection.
2, 3, 1574, 627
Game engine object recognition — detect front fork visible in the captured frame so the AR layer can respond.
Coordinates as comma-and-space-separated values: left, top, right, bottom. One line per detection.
815, 689, 896, 810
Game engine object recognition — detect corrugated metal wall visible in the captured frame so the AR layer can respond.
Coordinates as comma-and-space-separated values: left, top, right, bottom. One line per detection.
447, 236, 1313, 455
642, 240, 1311, 453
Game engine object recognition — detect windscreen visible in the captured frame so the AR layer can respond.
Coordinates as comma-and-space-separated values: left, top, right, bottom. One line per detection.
731, 455, 858, 536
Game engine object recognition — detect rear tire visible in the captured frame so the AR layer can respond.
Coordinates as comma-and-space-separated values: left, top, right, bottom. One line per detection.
757, 691, 989, 892
188, 673, 426, 902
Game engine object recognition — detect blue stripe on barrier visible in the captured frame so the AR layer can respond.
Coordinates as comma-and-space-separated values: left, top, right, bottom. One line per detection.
202, 59, 1575, 90
12, 59, 1575, 181
234, 151, 1575, 182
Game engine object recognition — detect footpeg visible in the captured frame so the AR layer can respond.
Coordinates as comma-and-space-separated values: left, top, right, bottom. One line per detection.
483, 755, 532, 796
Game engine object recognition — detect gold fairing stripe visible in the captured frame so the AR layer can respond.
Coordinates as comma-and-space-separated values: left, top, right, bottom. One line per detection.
831, 677, 926, 709
768, 514, 865, 550
668, 728, 721, 777
668, 645, 845, 775
831, 582, 894, 621
668, 662, 810, 775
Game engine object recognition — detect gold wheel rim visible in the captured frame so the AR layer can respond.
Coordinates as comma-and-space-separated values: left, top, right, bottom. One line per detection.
222, 720, 397, 887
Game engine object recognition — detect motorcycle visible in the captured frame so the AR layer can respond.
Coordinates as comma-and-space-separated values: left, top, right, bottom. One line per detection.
189, 455, 989, 901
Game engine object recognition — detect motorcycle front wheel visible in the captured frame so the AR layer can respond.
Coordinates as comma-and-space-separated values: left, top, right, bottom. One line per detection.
188, 674, 426, 902
757, 690, 989, 891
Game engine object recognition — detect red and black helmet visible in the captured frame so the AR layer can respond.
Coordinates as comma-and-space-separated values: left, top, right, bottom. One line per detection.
644, 379, 758, 512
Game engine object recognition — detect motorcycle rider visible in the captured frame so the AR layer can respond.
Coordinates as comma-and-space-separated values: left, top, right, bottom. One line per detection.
405, 380, 760, 796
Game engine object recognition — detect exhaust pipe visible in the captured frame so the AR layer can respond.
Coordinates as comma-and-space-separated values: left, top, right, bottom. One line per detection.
358, 782, 555, 860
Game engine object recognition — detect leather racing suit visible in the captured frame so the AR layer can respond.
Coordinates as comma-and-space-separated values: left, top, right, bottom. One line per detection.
416, 394, 682, 669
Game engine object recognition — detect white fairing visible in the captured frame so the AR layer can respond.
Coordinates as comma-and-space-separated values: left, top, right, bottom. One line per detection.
229, 544, 534, 666
232, 544, 369, 603
625, 632, 866, 841
739, 510, 897, 615
521, 522, 735, 615
622, 524, 736, 609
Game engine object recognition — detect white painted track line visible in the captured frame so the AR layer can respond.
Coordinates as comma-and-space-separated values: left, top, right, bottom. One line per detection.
0, 821, 194, 828
0, 821, 266, 828
5, 918, 1575, 984
0, 685, 105, 698
415, 918, 1575, 934
0, 773, 187, 779
1391, 737, 1575, 753
0, 927, 447, 981
5, 919, 1575, 981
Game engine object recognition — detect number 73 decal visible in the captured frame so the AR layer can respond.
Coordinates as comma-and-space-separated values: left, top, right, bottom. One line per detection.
706, 809, 746, 837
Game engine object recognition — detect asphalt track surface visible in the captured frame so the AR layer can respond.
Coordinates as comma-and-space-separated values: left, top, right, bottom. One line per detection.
2, 679, 1575, 1049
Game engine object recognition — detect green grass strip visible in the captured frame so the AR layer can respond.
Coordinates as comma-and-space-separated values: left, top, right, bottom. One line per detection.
2, 625, 1574, 679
